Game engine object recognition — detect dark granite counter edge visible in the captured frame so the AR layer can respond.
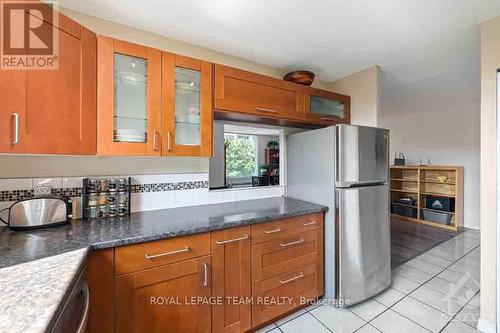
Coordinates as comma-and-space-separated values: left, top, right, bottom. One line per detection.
89, 206, 328, 249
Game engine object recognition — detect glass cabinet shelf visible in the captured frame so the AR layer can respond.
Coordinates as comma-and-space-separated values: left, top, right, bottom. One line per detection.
114, 53, 148, 143
174, 67, 201, 146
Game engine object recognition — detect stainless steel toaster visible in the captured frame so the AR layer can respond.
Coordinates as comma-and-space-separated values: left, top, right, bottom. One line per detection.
0, 196, 73, 230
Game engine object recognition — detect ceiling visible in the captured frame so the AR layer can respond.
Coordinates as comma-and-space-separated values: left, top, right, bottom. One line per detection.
60, 0, 500, 82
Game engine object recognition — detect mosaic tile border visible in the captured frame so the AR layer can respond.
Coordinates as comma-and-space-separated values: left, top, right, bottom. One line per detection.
0, 181, 209, 202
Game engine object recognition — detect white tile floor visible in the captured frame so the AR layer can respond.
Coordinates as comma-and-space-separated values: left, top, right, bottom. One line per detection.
255, 229, 481, 333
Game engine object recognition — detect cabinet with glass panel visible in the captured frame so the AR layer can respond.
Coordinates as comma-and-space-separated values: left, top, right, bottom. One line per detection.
97, 36, 162, 156
304, 88, 351, 125
162, 53, 213, 157
97, 37, 212, 157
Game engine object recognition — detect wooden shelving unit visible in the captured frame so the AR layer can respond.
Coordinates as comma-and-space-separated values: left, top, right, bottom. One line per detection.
389, 165, 463, 231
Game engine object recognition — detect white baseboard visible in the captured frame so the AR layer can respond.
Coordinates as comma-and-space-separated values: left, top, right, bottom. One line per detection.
477, 317, 496, 333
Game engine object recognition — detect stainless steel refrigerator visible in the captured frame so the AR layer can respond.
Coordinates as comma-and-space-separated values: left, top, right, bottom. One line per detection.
287, 124, 391, 306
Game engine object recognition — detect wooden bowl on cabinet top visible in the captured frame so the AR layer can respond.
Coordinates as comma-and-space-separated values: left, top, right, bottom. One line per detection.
283, 70, 315, 86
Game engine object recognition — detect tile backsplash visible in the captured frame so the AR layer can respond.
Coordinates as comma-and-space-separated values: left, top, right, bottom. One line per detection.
0, 173, 284, 218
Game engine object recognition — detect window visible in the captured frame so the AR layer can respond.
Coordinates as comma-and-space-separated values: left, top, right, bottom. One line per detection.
224, 133, 258, 178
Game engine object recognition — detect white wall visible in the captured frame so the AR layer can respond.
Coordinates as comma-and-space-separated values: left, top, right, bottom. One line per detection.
377, 42, 481, 230
479, 15, 500, 332
329, 65, 380, 127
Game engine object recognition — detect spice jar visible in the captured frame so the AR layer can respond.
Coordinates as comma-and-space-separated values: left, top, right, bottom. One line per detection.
118, 206, 127, 217
88, 206, 99, 218
98, 192, 108, 206
99, 206, 109, 218
88, 193, 98, 207
118, 178, 128, 192
99, 179, 109, 192
108, 192, 117, 205
108, 179, 117, 192
118, 192, 128, 206
108, 205, 117, 217
87, 179, 99, 193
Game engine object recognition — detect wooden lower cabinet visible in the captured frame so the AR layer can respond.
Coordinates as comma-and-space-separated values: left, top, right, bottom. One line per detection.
87, 213, 324, 333
211, 226, 252, 333
252, 263, 322, 326
251, 229, 324, 327
114, 256, 212, 333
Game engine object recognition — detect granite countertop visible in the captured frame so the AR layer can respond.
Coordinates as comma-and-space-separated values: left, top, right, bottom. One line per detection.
0, 248, 89, 333
0, 197, 327, 333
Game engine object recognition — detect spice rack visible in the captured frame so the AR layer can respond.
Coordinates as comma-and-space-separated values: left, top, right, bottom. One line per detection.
390, 166, 463, 231
82, 177, 131, 219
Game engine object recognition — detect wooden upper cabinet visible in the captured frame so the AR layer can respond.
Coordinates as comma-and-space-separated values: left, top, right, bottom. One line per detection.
115, 256, 212, 333
97, 37, 162, 156
0, 11, 97, 154
214, 64, 306, 120
304, 88, 351, 125
211, 226, 251, 333
162, 53, 213, 157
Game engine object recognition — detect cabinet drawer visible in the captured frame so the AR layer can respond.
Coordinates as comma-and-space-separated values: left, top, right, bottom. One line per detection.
252, 263, 323, 327
252, 229, 323, 282
251, 213, 323, 244
115, 233, 210, 275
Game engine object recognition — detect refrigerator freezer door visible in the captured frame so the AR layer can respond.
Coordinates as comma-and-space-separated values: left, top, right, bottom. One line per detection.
336, 125, 389, 187
336, 185, 391, 306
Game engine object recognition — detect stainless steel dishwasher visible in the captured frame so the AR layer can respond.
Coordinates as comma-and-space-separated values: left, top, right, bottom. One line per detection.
49, 265, 89, 333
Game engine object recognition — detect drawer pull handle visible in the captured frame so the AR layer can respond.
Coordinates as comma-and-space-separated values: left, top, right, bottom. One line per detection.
301, 221, 317, 226
145, 246, 191, 259
215, 234, 249, 245
264, 228, 282, 234
280, 238, 304, 247
279, 272, 304, 284
12, 113, 19, 145
255, 107, 279, 114
203, 262, 208, 287
153, 130, 159, 151
167, 131, 172, 152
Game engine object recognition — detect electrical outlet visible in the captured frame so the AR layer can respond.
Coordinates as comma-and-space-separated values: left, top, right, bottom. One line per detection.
34, 186, 52, 196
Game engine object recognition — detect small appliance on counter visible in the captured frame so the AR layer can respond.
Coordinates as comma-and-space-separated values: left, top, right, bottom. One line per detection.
394, 152, 405, 165
0, 196, 73, 230
82, 177, 131, 219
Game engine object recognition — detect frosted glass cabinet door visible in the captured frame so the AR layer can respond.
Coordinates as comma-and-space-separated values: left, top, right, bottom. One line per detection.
310, 96, 345, 118
174, 67, 201, 146
114, 54, 148, 143
162, 53, 213, 157
97, 37, 161, 156
304, 89, 351, 125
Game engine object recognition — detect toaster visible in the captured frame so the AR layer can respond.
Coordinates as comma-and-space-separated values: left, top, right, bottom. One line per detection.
0, 196, 73, 230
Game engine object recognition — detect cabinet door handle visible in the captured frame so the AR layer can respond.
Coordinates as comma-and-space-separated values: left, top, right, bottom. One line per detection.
279, 272, 304, 284
12, 113, 19, 144
167, 131, 172, 152
320, 116, 339, 121
301, 221, 317, 226
255, 107, 279, 114
145, 246, 190, 259
76, 282, 90, 333
280, 238, 304, 247
153, 130, 159, 151
264, 227, 282, 234
203, 262, 208, 287
215, 234, 249, 245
